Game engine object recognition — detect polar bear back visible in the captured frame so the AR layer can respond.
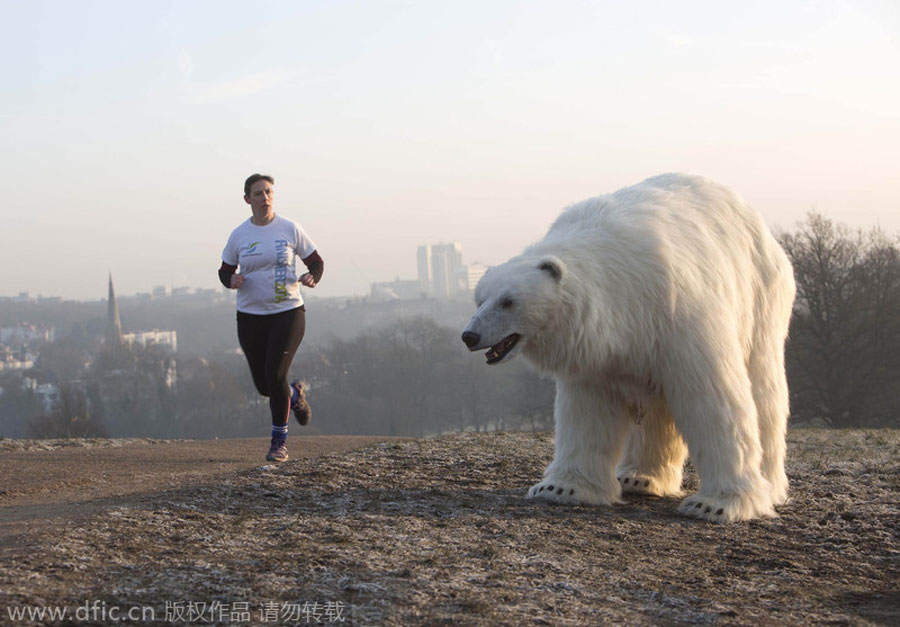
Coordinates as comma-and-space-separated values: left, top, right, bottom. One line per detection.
520, 173, 794, 373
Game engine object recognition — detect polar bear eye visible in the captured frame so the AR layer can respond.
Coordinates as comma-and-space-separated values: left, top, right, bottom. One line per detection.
501, 297, 514, 309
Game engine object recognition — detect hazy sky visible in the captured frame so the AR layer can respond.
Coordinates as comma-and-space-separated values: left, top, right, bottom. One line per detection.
2, 0, 899, 301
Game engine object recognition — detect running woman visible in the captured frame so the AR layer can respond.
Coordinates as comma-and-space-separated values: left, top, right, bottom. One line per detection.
218, 173, 323, 462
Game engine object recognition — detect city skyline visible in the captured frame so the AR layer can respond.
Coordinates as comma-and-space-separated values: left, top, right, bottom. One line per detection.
6, 240, 485, 303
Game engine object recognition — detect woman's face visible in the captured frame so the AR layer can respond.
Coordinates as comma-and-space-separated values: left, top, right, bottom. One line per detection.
245, 180, 274, 214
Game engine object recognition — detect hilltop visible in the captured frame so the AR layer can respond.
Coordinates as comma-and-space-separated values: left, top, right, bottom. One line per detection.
1, 430, 898, 625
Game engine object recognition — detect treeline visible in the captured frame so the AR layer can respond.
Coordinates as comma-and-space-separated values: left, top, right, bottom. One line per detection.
0, 320, 554, 439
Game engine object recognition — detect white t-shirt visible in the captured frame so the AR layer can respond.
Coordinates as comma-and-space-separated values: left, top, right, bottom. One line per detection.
222, 215, 317, 314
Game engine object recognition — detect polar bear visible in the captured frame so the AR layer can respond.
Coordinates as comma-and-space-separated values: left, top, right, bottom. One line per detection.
462, 173, 795, 522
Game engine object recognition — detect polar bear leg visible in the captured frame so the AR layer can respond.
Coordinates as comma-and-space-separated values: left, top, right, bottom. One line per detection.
616, 405, 687, 497
665, 336, 775, 522
748, 324, 791, 506
528, 378, 628, 506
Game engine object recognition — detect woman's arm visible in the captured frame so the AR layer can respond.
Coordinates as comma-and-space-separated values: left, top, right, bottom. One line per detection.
300, 251, 324, 286
218, 262, 243, 289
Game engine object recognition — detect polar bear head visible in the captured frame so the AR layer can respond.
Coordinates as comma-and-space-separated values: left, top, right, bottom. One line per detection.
461, 254, 568, 365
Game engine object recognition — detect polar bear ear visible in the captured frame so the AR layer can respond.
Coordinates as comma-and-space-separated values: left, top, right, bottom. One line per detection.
538, 256, 566, 283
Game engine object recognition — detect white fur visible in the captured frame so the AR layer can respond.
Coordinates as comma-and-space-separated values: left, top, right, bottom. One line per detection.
463, 173, 795, 522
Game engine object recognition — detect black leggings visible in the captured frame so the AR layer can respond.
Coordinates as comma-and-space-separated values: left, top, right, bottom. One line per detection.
236, 306, 306, 426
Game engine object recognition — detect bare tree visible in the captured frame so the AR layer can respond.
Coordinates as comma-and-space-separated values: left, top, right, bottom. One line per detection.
27, 383, 107, 439
0, 374, 40, 438
780, 213, 900, 426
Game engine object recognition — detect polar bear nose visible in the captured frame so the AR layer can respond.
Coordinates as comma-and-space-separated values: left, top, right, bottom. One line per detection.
461, 331, 481, 349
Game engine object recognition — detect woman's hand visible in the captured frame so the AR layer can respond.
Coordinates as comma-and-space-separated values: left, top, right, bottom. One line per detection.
230, 274, 245, 289
299, 273, 317, 288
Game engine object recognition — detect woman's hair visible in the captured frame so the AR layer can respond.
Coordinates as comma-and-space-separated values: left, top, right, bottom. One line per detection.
244, 173, 274, 196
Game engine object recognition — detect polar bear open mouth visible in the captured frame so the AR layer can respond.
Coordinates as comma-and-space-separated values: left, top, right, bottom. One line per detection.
485, 334, 520, 364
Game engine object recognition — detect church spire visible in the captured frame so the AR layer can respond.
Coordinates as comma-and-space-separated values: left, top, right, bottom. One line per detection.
106, 273, 123, 346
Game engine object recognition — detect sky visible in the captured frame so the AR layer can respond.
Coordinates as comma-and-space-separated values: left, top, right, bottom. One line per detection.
1, 0, 899, 301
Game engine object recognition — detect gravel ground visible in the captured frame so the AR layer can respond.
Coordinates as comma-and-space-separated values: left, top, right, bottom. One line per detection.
1, 429, 898, 626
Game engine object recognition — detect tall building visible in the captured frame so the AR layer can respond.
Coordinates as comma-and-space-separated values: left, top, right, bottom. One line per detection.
106, 273, 124, 346
416, 245, 433, 295
415, 242, 474, 298
375, 243, 483, 301
431, 242, 463, 298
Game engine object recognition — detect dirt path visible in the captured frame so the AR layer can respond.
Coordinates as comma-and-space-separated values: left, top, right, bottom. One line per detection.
0, 436, 400, 549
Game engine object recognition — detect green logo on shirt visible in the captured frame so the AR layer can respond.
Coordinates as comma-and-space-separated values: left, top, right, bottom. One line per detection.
242, 241, 262, 258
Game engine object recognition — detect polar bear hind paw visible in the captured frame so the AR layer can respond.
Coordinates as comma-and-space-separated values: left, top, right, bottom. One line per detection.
617, 472, 675, 496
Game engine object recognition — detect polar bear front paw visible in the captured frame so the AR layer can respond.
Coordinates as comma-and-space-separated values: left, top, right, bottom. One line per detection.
678, 492, 776, 523
527, 478, 618, 506
528, 480, 580, 504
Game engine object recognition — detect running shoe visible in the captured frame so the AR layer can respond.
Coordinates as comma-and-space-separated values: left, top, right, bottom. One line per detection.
290, 380, 312, 426
266, 437, 289, 462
